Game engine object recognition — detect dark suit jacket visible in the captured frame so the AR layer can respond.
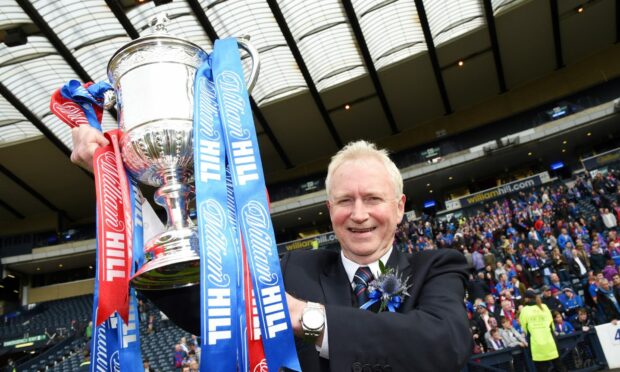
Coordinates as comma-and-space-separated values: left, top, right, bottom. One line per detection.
281, 248, 472, 372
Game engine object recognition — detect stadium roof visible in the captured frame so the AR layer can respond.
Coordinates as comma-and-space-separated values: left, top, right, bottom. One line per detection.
1, 0, 620, 234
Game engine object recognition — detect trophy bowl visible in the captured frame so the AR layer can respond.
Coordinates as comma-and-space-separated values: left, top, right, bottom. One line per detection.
106, 16, 259, 291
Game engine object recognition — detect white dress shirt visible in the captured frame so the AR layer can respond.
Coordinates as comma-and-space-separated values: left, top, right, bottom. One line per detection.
316, 247, 393, 359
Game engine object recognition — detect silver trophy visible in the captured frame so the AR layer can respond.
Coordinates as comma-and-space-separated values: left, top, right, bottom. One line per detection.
106, 15, 259, 291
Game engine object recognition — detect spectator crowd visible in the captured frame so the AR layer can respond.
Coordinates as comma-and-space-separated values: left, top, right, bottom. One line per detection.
394, 168, 620, 362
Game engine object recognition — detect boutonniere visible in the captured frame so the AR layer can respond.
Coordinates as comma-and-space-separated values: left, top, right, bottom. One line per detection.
361, 261, 412, 312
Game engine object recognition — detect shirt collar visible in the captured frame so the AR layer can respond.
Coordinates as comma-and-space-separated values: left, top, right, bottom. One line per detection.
340, 247, 393, 288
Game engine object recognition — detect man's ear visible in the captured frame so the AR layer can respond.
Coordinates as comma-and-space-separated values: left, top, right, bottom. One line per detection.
397, 194, 406, 217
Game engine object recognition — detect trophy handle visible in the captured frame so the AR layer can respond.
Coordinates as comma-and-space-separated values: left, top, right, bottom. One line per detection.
104, 36, 260, 110
236, 36, 260, 94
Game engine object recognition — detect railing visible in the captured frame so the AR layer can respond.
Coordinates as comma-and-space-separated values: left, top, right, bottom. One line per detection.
464, 331, 606, 372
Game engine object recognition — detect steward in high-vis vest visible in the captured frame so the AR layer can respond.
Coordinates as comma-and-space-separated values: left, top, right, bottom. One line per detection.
519, 289, 566, 372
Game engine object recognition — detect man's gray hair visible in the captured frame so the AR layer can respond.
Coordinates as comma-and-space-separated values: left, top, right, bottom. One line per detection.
325, 140, 403, 198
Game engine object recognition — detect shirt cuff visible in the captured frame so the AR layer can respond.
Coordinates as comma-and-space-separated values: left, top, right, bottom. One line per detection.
315, 317, 329, 359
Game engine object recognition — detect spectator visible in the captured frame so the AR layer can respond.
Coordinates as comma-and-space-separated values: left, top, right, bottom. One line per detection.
550, 248, 570, 284
494, 273, 513, 297
511, 276, 526, 301
189, 361, 199, 372
499, 317, 527, 348
173, 344, 186, 370
487, 328, 506, 351
601, 208, 617, 229
474, 303, 494, 334
613, 273, 620, 288
494, 261, 507, 281
602, 260, 618, 282
541, 286, 563, 314
552, 311, 574, 335
571, 308, 594, 332
596, 277, 620, 323
559, 287, 584, 321
179, 337, 189, 354
468, 272, 491, 302
548, 273, 563, 295
570, 249, 589, 280
589, 244, 607, 273
557, 228, 574, 254
472, 249, 485, 272
483, 248, 497, 271
484, 294, 501, 319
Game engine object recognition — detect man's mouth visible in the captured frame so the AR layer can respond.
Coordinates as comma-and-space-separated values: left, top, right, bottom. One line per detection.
348, 227, 376, 233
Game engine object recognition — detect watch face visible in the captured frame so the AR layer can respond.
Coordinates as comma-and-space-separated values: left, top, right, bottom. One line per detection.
304, 309, 324, 330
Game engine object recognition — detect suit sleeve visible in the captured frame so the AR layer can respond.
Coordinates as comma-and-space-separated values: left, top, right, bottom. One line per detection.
324, 249, 472, 372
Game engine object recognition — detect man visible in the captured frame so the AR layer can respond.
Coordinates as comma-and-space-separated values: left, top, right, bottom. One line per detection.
282, 141, 471, 371
548, 273, 563, 295
541, 285, 563, 314
589, 244, 607, 273
487, 328, 506, 351
484, 293, 501, 319
499, 317, 527, 348
558, 287, 584, 321
71, 129, 471, 370
468, 271, 491, 302
596, 277, 620, 323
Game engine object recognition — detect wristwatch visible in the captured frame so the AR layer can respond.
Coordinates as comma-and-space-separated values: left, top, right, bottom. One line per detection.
300, 302, 325, 343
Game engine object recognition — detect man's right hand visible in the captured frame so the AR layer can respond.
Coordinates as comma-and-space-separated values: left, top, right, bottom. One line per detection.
70, 125, 109, 172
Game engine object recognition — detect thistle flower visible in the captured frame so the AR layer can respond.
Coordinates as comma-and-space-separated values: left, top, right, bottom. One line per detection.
362, 261, 412, 313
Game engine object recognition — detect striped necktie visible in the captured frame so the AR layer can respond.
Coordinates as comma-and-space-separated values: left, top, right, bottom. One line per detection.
353, 266, 373, 306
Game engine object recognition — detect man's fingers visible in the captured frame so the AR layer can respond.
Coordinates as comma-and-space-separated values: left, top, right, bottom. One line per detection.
70, 126, 110, 172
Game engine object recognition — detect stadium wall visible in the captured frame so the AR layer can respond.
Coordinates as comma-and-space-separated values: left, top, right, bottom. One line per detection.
27, 278, 94, 304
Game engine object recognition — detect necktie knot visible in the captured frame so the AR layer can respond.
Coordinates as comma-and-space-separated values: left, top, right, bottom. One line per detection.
353, 266, 373, 306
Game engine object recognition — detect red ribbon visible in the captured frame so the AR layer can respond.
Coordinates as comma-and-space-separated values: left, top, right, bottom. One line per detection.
49, 82, 103, 128
93, 129, 132, 325
244, 241, 268, 371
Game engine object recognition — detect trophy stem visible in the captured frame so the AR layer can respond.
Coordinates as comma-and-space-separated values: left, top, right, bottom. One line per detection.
154, 181, 193, 231
131, 180, 199, 290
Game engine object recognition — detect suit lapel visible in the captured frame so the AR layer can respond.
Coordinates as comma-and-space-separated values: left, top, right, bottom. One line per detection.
386, 249, 412, 281
319, 254, 353, 307
385, 249, 414, 312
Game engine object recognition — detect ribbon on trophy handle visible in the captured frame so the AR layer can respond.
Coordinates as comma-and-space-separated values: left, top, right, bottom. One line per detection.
50, 81, 142, 372
194, 38, 300, 372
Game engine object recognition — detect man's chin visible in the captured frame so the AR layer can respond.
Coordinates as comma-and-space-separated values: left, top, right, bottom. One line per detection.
342, 244, 388, 264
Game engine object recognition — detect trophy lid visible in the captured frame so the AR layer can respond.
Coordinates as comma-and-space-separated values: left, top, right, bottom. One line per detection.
107, 13, 208, 85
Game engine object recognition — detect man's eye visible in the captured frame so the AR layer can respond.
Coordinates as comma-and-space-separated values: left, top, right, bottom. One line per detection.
365, 197, 383, 205
336, 199, 352, 206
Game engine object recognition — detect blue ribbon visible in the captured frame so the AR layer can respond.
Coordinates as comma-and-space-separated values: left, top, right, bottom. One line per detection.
194, 55, 241, 372
60, 80, 111, 131
117, 179, 143, 372
360, 291, 403, 312
211, 38, 300, 372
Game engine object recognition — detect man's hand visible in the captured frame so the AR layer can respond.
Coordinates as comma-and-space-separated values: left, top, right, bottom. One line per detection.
70, 125, 109, 172
286, 293, 306, 336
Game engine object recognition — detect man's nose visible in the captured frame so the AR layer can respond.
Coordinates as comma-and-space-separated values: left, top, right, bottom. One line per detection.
350, 199, 369, 222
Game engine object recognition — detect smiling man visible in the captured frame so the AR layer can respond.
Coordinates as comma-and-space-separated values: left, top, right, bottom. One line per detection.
70, 127, 471, 371
283, 141, 471, 372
